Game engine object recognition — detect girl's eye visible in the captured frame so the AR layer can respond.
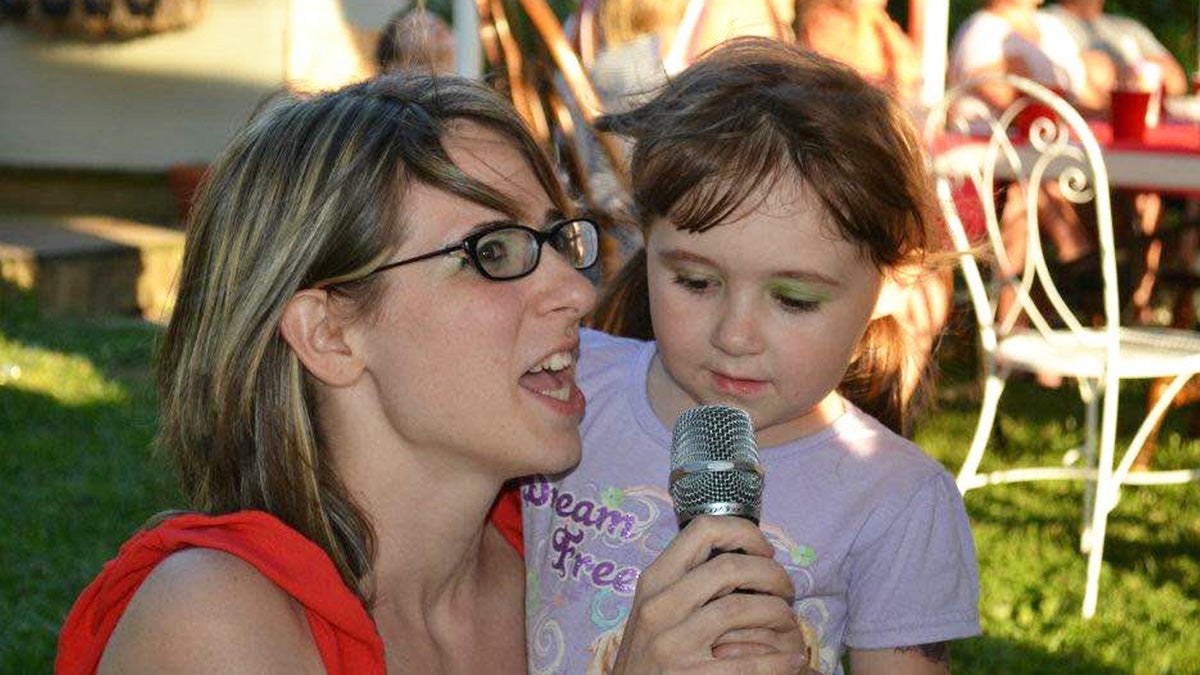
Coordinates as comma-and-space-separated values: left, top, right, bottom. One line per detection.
773, 294, 821, 313
672, 274, 717, 293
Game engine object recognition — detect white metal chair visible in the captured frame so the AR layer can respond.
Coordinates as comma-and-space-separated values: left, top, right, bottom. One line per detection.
924, 75, 1200, 619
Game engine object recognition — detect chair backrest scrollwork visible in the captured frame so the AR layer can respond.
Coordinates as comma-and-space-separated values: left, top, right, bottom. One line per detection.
924, 75, 1121, 357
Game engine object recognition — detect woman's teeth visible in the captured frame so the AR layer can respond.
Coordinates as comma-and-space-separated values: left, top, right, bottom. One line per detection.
528, 352, 573, 373
523, 352, 574, 402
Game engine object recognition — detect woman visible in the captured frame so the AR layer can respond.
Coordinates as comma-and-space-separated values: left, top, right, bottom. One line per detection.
56, 73, 807, 675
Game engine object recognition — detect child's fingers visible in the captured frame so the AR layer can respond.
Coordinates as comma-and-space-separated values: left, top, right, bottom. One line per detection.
612, 595, 804, 675
712, 628, 804, 660
635, 516, 775, 598
628, 552, 794, 639
711, 637, 778, 659
662, 552, 795, 612
689, 592, 798, 646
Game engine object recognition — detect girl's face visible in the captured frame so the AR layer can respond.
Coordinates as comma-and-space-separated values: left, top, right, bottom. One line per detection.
354, 123, 596, 477
645, 176, 883, 446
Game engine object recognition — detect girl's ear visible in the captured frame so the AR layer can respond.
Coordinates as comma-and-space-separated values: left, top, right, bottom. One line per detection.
871, 266, 919, 320
279, 289, 365, 387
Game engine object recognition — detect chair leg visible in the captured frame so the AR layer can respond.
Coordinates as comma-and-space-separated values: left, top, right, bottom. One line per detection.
1079, 379, 1099, 554
1082, 384, 1121, 619
957, 373, 1006, 492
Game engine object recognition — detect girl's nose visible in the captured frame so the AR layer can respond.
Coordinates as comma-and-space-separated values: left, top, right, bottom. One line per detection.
711, 296, 764, 356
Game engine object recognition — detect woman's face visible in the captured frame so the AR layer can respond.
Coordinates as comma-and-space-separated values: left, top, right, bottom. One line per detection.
355, 123, 596, 477
645, 176, 883, 446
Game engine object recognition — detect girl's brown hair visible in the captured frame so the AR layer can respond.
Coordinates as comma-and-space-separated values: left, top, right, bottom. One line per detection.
592, 37, 940, 435
157, 72, 567, 603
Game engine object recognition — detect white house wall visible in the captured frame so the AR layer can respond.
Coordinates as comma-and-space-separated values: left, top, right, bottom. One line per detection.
0, 0, 398, 171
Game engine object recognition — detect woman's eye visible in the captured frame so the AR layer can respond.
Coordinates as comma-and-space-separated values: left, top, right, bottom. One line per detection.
774, 294, 821, 313
672, 274, 716, 293
476, 238, 510, 264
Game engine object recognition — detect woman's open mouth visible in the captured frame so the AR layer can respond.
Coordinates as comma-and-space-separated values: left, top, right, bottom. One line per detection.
520, 351, 585, 415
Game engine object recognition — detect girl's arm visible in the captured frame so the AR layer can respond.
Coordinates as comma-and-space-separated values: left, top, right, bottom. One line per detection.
848, 642, 952, 675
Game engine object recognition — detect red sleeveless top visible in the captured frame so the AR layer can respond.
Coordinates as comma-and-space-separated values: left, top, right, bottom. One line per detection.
56, 497, 525, 675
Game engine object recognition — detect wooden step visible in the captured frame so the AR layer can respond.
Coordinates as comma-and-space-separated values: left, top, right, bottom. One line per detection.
0, 214, 184, 321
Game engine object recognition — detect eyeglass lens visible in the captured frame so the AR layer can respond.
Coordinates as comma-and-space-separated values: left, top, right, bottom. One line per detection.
473, 220, 597, 279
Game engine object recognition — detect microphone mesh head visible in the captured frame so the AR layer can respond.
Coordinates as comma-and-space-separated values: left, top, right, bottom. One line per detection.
669, 405, 763, 524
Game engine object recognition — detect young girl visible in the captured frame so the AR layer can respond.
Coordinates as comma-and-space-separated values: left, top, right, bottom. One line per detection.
520, 39, 980, 674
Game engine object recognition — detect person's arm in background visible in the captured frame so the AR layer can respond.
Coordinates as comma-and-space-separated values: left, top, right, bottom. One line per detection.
1080, 48, 1118, 96
876, 9, 923, 102
1037, 14, 1108, 115
1122, 18, 1188, 95
949, 14, 1021, 111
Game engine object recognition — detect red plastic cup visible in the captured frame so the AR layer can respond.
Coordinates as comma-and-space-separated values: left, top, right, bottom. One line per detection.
1110, 89, 1151, 141
1013, 87, 1066, 139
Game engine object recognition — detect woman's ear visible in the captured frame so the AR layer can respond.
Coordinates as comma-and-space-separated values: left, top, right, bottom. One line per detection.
279, 289, 364, 387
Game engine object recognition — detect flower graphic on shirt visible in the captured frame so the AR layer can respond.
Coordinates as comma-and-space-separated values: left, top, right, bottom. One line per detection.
589, 588, 629, 631
789, 544, 817, 568
600, 486, 625, 509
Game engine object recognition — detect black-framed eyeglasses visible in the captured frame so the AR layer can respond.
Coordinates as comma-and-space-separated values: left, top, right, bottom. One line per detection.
365, 217, 600, 282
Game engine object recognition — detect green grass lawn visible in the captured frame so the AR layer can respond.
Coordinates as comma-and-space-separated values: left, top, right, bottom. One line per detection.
2, 295, 1198, 674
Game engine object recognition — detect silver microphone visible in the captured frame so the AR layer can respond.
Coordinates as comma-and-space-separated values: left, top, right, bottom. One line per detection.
669, 404, 765, 527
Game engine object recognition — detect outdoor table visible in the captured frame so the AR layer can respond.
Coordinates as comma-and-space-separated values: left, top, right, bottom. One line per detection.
930, 117, 1200, 195
1086, 119, 1200, 196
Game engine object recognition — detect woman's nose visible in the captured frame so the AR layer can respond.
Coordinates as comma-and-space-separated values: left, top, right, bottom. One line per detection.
535, 247, 598, 319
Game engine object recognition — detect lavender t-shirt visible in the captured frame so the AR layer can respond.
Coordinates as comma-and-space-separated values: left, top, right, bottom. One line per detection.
521, 330, 980, 674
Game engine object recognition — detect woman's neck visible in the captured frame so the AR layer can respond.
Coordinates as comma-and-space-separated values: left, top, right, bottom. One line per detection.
319, 394, 524, 672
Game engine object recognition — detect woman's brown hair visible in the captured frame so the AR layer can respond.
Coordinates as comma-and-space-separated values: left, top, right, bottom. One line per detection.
157, 72, 568, 604
592, 37, 940, 436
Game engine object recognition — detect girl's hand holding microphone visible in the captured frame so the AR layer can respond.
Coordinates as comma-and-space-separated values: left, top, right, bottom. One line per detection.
610, 516, 819, 675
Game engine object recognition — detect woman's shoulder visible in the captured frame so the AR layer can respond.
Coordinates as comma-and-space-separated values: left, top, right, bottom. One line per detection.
96, 547, 324, 675
59, 511, 380, 675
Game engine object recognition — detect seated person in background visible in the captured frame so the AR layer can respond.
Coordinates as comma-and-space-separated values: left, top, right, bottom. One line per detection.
949, 0, 1106, 115
582, 0, 692, 273
950, 0, 1101, 335
1045, 0, 1190, 321
794, 0, 921, 104
1044, 0, 1188, 98
586, 0, 793, 273
590, 0, 688, 112
375, 5, 455, 74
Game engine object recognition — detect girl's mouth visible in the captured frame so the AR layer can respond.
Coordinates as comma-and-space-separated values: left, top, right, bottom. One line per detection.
710, 370, 769, 397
